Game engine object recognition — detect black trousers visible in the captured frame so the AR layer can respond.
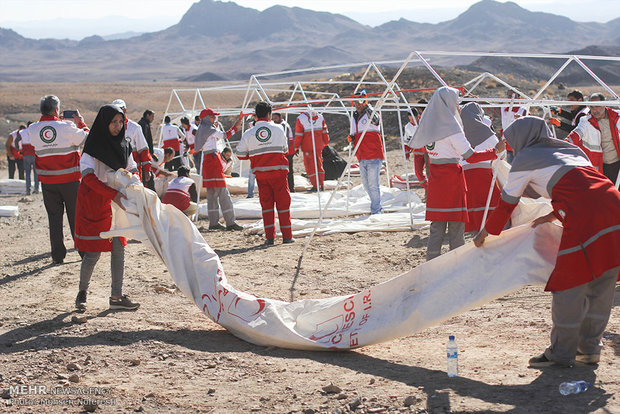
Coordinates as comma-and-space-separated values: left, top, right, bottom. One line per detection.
165, 151, 183, 171
7, 156, 24, 180
603, 161, 620, 184
42, 181, 79, 262
286, 154, 295, 193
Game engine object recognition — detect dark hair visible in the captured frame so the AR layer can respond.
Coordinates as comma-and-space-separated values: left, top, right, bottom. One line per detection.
567, 90, 584, 101
143, 109, 154, 118
272, 112, 281, 118
180, 117, 190, 125
418, 99, 427, 104
255, 101, 272, 118
177, 166, 190, 177
40, 95, 60, 115
19, 125, 26, 130
194, 116, 201, 122
164, 148, 174, 156
164, 115, 171, 123
409, 108, 419, 117
26, 121, 33, 126
589, 92, 605, 101
222, 147, 232, 154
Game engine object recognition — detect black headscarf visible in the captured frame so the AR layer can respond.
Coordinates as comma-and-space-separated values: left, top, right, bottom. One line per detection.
83, 105, 131, 171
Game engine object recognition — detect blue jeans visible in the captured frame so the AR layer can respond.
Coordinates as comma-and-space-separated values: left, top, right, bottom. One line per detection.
360, 158, 382, 214
247, 168, 256, 198
23, 155, 39, 192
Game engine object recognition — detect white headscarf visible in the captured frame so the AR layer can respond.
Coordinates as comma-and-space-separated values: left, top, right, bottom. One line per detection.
409, 86, 463, 149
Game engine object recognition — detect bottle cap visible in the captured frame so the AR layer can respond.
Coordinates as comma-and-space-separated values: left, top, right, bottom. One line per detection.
449, 335, 455, 340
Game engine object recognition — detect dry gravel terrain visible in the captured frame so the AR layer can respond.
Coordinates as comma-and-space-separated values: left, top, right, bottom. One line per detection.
0, 148, 619, 413
0, 81, 619, 413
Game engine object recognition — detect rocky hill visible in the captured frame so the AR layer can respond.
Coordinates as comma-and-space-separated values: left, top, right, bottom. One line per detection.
0, 0, 618, 82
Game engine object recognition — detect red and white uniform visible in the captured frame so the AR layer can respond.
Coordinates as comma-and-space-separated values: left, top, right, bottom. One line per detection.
350, 106, 384, 160
184, 124, 198, 153
199, 124, 237, 188
460, 134, 501, 232
404, 121, 427, 188
126, 118, 151, 177
8, 130, 23, 159
567, 108, 620, 172
162, 123, 182, 152
295, 112, 329, 188
150, 148, 167, 177
75, 152, 138, 252
162, 176, 194, 212
485, 158, 620, 292
425, 132, 496, 222
19, 115, 89, 184
236, 119, 292, 240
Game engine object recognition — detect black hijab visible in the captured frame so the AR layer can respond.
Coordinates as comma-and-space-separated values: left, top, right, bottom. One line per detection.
83, 104, 131, 171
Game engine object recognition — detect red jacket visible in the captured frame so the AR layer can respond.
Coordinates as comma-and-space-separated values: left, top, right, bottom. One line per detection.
567, 108, 620, 171
294, 112, 329, 154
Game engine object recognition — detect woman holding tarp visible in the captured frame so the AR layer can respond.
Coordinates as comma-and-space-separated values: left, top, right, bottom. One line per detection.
474, 116, 620, 368
409, 86, 505, 261
74, 104, 141, 311
459, 102, 501, 233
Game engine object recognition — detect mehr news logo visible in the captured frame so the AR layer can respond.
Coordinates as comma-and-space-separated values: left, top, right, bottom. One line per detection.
255, 126, 272, 143
40, 126, 57, 144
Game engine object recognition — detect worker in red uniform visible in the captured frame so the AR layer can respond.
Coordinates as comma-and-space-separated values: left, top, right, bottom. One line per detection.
111, 99, 152, 180
74, 104, 141, 311
409, 87, 504, 261
5, 127, 25, 180
567, 93, 620, 183
459, 102, 501, 233
294, 110, 329, 191
162, 166, 198, 217
195, 108, 243, 230
236, 102, 294, 245
19, 95, 90, 264
474, 116, 620, 367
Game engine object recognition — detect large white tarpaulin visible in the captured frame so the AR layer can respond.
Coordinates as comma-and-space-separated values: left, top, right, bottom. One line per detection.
199, 185, 425, 220
102, 171, 560, 350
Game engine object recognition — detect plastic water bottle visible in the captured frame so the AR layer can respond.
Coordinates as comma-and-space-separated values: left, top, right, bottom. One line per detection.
447, 335, 458, 377
559, 381, 591, 395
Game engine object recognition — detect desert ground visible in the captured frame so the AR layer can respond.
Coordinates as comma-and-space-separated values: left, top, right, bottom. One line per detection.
0, 82, 619, 413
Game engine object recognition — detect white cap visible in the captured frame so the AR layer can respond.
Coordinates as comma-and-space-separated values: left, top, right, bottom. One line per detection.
111, 99, 126, 109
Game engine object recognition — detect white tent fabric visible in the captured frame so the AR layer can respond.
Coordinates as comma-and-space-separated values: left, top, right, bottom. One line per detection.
101, 170, 560, 350
0, 206, 19, 217
0, 179, 26, 194
245, 213, 428, 237
199, 185, 424, 219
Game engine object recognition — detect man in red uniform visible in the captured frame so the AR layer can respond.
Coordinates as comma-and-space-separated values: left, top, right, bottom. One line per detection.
195, 108, 243, 230
272, 112, 295, 192
294, 110, 329, 191
5, 126, 25, 180
19, 95, 89, 264
236, 102, 294, 245
567, 93, 620, 183
349, 93, 385, 214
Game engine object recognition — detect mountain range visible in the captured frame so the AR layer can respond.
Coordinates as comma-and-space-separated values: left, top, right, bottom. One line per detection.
0, 0, 618, 82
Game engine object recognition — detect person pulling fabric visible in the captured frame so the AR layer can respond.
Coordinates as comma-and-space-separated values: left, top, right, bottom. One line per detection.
474, 116, 620, 367
409, 86, 505, 261
74, 104, 141, 311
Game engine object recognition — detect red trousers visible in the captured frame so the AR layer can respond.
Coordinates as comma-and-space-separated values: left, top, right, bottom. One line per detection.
256, 172, 293, 240
303, 150, 324, 189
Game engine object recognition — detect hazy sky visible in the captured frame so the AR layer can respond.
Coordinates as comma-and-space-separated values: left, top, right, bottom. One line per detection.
0, 0, 617, 39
